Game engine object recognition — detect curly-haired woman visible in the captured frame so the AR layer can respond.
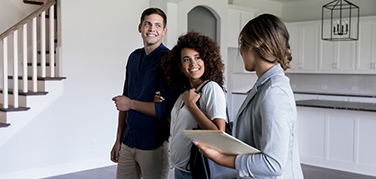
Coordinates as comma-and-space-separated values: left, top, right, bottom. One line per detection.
156, 31, 227, 179
194, 14, 304, 179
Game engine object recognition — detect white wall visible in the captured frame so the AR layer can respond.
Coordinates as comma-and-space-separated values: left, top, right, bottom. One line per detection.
231, 0, 376, 22
0, 0, 39, 34
231, 0, 283, 18
0, 0, 149, 178
282, 0, 376, 22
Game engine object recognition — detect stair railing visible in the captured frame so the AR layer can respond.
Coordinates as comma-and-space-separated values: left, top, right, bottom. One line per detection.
0, 0, 56, 109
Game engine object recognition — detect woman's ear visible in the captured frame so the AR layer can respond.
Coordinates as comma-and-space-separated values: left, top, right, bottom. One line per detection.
178, 63, 182, 72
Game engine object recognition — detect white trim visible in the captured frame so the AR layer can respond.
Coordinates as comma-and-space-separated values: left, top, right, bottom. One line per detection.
0, 158, 114, 179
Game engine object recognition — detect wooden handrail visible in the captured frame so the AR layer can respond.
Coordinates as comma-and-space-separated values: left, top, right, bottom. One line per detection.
0, 0, 56, 41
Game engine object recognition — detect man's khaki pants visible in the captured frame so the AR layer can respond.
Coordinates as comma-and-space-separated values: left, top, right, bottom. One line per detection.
116, 142, 169, 179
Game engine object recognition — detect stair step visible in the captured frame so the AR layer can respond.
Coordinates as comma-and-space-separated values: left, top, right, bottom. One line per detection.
23, 0, 43, 5
0, 123, 11, 128
8, 76, 67, 81
0, 89, 48, 96
27, 62, 56, 66
0, 104, 30, 112
45, 15, 57, 19
38, 50, 56, 54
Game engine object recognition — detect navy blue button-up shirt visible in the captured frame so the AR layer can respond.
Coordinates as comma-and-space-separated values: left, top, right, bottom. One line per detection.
121, 43, 177, 150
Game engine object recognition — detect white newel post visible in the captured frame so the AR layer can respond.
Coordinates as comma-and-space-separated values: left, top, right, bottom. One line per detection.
2, 37, 8, 108
23, 24, 28, 93
49, 5, 55, 77
32, 17, 37, 92
13, 31, 19, 108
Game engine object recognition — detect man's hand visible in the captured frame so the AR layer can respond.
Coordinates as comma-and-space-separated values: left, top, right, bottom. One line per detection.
110, 140, 121, 163
112, 95, 133, 111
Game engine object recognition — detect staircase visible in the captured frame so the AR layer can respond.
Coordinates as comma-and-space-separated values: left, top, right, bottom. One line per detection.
0, 0, 65, 130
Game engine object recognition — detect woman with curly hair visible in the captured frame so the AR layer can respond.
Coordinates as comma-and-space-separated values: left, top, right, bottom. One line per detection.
155, 31, 227, 179
194, 14, 304, 179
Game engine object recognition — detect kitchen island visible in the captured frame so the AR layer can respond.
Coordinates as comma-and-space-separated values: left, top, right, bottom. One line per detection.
230, 92, 376, 177
295, 95, 376, 177
296, 99, 376, 112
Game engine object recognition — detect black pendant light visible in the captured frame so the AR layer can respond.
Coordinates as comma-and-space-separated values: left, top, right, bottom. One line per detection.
321, 0, 359, 41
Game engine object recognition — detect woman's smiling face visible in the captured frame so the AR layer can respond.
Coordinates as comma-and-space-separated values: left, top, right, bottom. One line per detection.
179, 48, 205, 86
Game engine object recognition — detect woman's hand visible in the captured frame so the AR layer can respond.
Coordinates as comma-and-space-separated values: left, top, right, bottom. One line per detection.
154, 91, 165, 102
193, 140, 237, 169
182, 88, 200, 107
193, 140, 222, 161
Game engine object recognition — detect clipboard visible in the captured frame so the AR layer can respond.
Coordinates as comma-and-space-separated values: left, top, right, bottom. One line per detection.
182, 130, 260, 155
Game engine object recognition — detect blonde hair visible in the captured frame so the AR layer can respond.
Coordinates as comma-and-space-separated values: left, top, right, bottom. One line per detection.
239, 14, 292, 71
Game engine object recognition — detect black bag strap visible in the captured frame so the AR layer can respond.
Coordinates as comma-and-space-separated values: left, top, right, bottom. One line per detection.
185, 80, 234, 175
195, 80, 211, 109
196, 81, 233, 134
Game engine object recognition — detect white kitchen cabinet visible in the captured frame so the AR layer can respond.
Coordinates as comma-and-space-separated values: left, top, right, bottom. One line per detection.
285, 16, 376, 74
227, 5, 256, 48
286, 22, 320, 72
356, 16, 376, 72
319, 39, 356, 72
296, 106, 376, 176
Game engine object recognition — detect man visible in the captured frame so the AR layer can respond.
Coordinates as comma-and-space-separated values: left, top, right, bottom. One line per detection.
111, 8, 176, 179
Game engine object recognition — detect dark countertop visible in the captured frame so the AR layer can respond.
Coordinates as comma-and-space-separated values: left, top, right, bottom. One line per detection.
296, 100, 376, 112
293, 92, 376, 98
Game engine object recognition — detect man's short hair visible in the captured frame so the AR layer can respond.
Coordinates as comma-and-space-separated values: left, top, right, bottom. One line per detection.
140, 7, 167, 28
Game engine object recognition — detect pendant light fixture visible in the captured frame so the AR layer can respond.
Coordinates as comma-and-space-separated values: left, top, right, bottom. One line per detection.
321, 0, 359, 41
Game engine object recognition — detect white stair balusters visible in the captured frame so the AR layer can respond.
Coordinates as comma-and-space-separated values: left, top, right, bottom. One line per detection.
0, 0, 58, 111
32, 17, 37, 92
13, 31, 19, 108
49, 5, 55, 78
41, 11, 46, 78
23, 24, 28, 93
2, 37, 8, 108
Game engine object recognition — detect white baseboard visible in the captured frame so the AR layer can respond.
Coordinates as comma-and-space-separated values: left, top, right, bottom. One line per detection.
0, 158, 115, 179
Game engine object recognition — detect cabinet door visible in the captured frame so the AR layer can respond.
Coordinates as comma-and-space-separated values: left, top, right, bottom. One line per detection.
227, 9, 241, 48
337, 41, 356, 71
231, 94, 247, 120
300, 24, 319, 71
320, 30, 356, 72
356, 20, 376, 72
287, 25, 302, 71
286, 22, 319, 72
319, 40, 337, 71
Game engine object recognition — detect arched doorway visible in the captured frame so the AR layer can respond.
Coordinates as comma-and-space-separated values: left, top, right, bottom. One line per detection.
188, 6, 217, 42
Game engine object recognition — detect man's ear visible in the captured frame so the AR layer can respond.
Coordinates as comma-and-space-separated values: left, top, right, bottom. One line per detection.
162, 27, 167, 37
138, 24, 142, 33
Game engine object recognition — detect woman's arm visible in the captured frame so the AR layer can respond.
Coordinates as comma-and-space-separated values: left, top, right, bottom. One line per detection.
183, 88, 226, 131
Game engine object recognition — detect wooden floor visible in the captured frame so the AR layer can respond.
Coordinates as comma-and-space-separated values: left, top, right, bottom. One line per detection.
43, 164, 376, 179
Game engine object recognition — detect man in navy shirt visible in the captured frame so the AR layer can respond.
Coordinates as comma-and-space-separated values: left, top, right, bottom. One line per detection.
111, 8, 176, 179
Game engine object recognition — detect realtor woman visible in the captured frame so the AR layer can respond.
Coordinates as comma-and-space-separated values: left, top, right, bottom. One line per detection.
194, 14, 304, 179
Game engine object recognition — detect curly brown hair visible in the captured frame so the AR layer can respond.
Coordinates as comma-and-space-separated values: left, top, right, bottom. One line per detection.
161, 31, 225, 93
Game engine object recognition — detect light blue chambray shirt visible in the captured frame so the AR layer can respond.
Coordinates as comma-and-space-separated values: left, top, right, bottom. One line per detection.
233, 64, 304, 179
